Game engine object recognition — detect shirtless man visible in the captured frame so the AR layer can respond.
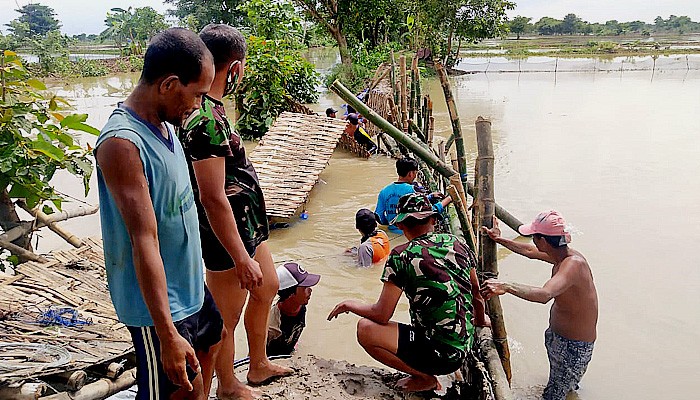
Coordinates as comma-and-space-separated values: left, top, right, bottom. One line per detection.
480, 211, 598, 400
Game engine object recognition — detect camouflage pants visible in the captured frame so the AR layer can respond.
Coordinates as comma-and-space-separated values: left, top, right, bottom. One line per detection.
543, 328, 595, 400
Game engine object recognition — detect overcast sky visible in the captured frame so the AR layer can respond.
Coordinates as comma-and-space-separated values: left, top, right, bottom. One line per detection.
1, 0, 700, 36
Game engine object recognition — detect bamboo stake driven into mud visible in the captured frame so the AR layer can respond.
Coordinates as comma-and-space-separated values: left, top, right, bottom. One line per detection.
399, 55, 408, 131
330, 80, 524, 232
436, 62, 469, 197
475, 116, 512, 383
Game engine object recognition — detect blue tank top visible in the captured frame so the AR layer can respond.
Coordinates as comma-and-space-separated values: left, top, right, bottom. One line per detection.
96, 107, 204, 327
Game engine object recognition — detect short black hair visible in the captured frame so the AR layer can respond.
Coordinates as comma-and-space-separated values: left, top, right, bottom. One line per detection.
200, 24, 247, 70
533, 234, 567, 248
140, 27, 212, 85
396, 157, 419, 177
278, 286, 297, 302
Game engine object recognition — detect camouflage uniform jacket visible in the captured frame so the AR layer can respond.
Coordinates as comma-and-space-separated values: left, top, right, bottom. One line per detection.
178, 95, 269, 254
381, 232, 477, 354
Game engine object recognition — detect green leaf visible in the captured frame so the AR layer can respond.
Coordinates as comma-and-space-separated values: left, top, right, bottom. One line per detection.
26, 78, 47, 91
61, 114, 99, 135
8, 184, 30, 198
32, 139, 64, 161
42, 205, 54, 215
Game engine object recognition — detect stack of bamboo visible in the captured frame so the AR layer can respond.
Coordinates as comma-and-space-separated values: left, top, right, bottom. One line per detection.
0, 238, 133, 395
249, 112, 347, 219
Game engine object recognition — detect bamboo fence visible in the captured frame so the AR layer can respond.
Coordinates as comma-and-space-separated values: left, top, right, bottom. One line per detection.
249, 112, 347, 219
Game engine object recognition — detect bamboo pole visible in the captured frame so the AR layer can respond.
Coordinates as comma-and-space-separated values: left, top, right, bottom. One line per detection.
18, 201, 84, 248
409, 68, 416, 123
415, 61, 423, 130
446, 185, 476, 252
40, 368, 137, 400
399, 55, 408, 131
475, 116, 512, 383
0, 238, 48, 263
0, 204, 98, 244
390, 50, 398, 106
0, 383, 47, 400
435, 62, 469, 197
330, 80, 523, 232
408, 120, 426, 143
477, 327, 515, 400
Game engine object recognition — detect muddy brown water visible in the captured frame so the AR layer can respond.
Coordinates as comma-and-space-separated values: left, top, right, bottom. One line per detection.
33, 50, 700, 399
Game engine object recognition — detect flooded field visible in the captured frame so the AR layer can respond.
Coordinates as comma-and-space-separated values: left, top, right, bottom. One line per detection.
39, 52, 700, 399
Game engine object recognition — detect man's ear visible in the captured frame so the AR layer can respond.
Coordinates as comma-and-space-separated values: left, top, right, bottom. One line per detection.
159, 75, 180, 94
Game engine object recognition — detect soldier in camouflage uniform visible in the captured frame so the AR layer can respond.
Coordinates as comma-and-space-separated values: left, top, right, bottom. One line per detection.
329, 193, 489, 392
178, 24, 291, 399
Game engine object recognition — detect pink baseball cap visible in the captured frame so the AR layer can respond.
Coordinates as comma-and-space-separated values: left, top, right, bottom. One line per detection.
518, 210, 572, 244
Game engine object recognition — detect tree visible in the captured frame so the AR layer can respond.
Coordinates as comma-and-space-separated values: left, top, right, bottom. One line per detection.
164, 0, 247, 32
240, 0, 303, 43
418, 0, 514, 67
535, 17, 562, 35
561, 13, 581, 35
509, 16, 531, 39
6, 4, 61, 39
293, 0, 353, 66
0, 51, 96, 260
101, 7, 169, 55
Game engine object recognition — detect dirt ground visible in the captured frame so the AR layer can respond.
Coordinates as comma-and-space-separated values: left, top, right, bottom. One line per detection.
218, 354, 459, 400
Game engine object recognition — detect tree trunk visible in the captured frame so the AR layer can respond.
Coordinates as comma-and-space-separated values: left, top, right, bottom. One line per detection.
0, 189, 32, 252
331, 26, 352, 67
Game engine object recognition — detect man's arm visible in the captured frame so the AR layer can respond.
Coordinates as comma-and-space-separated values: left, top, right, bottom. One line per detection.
469, 268, 490, 327
192, 158, 262, 289
481, 216, 554, 263
481, 259, 578, 304
327, 282, 402, 324
97, 138, 198, 391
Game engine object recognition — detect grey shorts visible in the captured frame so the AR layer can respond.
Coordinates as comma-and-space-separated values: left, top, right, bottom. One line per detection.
543, 328, 595, 400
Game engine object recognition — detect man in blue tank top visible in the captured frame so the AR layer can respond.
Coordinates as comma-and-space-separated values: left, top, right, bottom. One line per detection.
95, 28, 223, 400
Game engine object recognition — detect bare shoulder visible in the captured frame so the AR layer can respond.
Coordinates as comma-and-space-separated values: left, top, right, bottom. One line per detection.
96, 137, 141, 167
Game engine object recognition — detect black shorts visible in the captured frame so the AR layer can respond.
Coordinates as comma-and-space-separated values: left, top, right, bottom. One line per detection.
127, 287, 223, 399
396, 323, 465, 376
199, 225, 259, 272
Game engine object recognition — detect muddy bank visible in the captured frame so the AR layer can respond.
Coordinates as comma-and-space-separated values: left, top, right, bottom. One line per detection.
217, 355, 462, 400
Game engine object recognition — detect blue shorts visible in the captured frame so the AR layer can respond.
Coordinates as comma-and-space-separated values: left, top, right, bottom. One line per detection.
543, 328, 595, 400
127, 287, 223, 399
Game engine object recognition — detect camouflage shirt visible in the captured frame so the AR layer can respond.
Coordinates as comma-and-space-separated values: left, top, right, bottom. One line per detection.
178, 96, 269, 254
381, 232, 477, 354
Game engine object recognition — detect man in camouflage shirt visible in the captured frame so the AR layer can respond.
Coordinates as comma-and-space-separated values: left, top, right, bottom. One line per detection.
329, 193, 489, 392
178, 24, 291, 399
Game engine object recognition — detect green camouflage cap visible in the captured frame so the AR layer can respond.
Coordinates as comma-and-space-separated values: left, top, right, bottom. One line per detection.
392, 193, 439, 225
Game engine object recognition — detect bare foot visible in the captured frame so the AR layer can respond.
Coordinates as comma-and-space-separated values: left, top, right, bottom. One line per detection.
246, 361, 294, 386
216, 382, 262, 400
396, 375, 440, 392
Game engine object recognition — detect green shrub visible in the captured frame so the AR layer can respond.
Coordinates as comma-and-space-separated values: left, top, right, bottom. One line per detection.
74, 58, 108, 77
235, 36, 320, 139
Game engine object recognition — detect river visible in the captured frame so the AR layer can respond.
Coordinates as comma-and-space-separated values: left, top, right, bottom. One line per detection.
36, 49, 700, 399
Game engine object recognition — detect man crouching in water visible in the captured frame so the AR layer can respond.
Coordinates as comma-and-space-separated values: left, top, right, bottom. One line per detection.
480, 211, 598, 400
328, 193, 489, 392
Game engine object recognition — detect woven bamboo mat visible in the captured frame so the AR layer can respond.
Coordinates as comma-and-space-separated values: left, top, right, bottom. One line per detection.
249, 112, 347, 218
0, 238, 131, 386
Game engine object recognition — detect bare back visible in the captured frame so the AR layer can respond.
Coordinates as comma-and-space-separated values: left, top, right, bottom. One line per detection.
549, 249, 598, 342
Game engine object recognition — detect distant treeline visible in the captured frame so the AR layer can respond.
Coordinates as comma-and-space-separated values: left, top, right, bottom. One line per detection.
508, 14, 700, 38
